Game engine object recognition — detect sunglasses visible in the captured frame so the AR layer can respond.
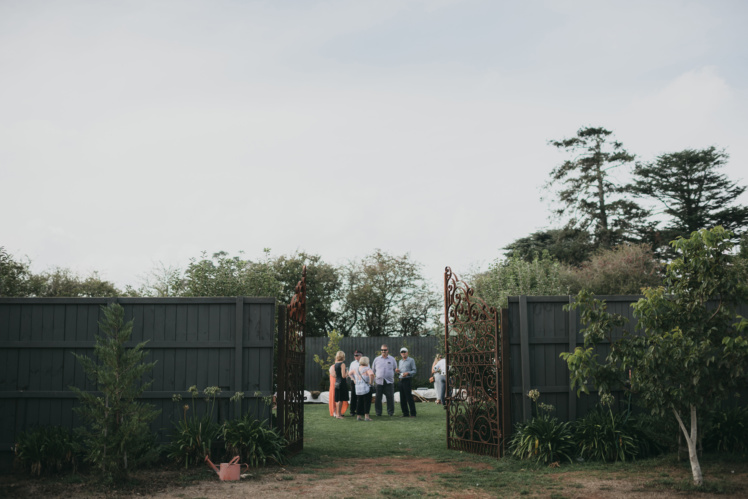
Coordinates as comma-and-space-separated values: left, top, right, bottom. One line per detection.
354, 354, 361, 357
381, 349, 388, 351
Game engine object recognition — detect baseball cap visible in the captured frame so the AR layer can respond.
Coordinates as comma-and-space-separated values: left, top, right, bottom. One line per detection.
400, 348, 408, 353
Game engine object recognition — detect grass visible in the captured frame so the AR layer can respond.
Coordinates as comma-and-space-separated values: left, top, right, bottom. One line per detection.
291, 403, 748, 497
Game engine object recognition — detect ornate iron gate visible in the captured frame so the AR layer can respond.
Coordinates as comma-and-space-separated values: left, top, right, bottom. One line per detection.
276, 266, 306, 455
444, 266, 508, 458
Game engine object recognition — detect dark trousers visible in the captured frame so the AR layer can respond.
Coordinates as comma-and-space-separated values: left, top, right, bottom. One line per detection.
355, 390, 373, 416
399, 377, 416, 416
375, 382, 395, 416
348, 379, 358, 415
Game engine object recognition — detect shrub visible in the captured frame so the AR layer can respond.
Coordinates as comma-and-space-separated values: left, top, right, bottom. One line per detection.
573, 405, 638, 462
14, 426, 79, 475
473, 252, 569, 310
510, 415, 575, 465
222, 414, 287, 467
703, 406, 748, 454
70, 303, 160, 482
509, 390, 575, 465
168, 386, 223, 468
564, 243, 663, 295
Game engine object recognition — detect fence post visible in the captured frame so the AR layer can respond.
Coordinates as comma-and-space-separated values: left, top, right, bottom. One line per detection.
234, 297, 244, 419
519, 295, 531, 421
276, 303, 286, 437
568, 295, 577, 422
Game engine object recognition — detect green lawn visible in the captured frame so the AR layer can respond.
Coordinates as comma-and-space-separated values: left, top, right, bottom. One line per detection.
291, 403, 748, 497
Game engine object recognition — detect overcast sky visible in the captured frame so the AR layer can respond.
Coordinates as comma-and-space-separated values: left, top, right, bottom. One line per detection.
2, 0, 747, 291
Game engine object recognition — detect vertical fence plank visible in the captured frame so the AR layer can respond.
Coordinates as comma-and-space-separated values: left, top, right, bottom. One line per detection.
234, 298, 243, 419
519, 296, 531, 421
567, 295, 577, 422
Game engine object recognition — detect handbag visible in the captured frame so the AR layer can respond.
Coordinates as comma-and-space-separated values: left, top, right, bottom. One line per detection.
355, 367, 372, 395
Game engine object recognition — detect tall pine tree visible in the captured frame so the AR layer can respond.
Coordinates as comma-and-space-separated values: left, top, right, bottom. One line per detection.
547, 127, 650, 249
633, 146, 748, 246
71, 303, 160, 482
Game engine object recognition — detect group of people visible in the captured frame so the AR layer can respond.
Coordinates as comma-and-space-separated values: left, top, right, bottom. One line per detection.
329, 344, 448, 421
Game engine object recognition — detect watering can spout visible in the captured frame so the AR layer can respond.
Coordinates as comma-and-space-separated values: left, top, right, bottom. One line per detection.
204, 455, 220, 475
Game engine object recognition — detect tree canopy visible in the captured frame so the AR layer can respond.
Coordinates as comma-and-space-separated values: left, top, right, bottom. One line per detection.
547, 126, 649, 249
633, 147, 748, 247
562, 227, 748, 486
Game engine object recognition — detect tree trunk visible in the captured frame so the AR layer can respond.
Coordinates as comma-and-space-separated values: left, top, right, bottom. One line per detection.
673, 405, 703, 486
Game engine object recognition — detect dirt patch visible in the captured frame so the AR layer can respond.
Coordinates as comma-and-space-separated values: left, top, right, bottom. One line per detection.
149, 457, 494, 499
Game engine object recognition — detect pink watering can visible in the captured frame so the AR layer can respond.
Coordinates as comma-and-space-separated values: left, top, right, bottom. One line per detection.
204, 455, 248, 481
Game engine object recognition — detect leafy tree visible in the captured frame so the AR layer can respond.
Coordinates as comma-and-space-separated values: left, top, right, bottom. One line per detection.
632, 147, 748, 248
336, 250, 438, 337
312, 329, 343, 390
130, 262, 186, 297
564, 243, 663, 295
182, 250, 281, 298
547, 127, 649, 248
33, 268, 120, 297
273, 252, 340, 338
503, 228, 594, 266
0, 247, 34, 297
473, 252, 569, 310
561, 227, 748, 486
70, 303, 160, 482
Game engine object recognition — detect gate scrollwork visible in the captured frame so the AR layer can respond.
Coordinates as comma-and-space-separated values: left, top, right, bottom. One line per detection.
277, 266, 306, 455
444, 266, 506, 458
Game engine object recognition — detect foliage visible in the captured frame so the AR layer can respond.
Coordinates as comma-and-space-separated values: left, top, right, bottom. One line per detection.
222, 413, 287, 467
33, 267, 120, 297
13, 426, 80, 475
546, 126, 649, 248
503, 228, 595, 267
182, 249, 282, 298
0, 246, 35, 297
313, 329, 343, 390
167, 386, 223, 468
702, 406, 748, 454
573, 399, 638, 463
70, 303, 160, 482
473, 252, 568, 310
560, 227, 748, 486
564, 243, 663, 295
336, 249, 439, 336
273, 251, 340, 337
129, 262, 186, 297
632, 147, 748, 250
509, 390, 575, 465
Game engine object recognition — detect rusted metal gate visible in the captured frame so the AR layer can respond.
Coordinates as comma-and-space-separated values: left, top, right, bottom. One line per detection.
276, 267, 306, 455
444, 267, 510, 457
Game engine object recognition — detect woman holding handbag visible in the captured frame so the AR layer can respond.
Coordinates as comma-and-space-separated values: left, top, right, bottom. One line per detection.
353, 356, 375, 421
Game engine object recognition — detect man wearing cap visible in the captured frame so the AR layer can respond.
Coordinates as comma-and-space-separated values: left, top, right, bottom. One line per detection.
372, 344, 397, 417
347, 350, 363, 417
396, 347, 417, 418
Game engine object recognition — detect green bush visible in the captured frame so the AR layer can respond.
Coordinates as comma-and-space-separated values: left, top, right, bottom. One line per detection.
703, 406, 748, 454
222, 414, 287, 467
573, 406, 638, 462
14, 426, 79, 475
167, 386, 223, 468
509, 414, 575, 465
509, 391, 574, 465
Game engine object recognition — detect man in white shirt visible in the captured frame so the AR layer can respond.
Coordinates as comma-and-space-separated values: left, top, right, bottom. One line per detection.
372, 344, 397, 416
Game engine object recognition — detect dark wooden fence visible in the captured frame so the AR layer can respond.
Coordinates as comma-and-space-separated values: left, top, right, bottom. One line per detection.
304, 336, 440, 391
0, 297, 276, 450
505, 296, 748, 426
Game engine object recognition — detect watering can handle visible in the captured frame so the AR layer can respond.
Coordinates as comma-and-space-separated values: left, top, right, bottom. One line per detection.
229, 455, 241, 465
